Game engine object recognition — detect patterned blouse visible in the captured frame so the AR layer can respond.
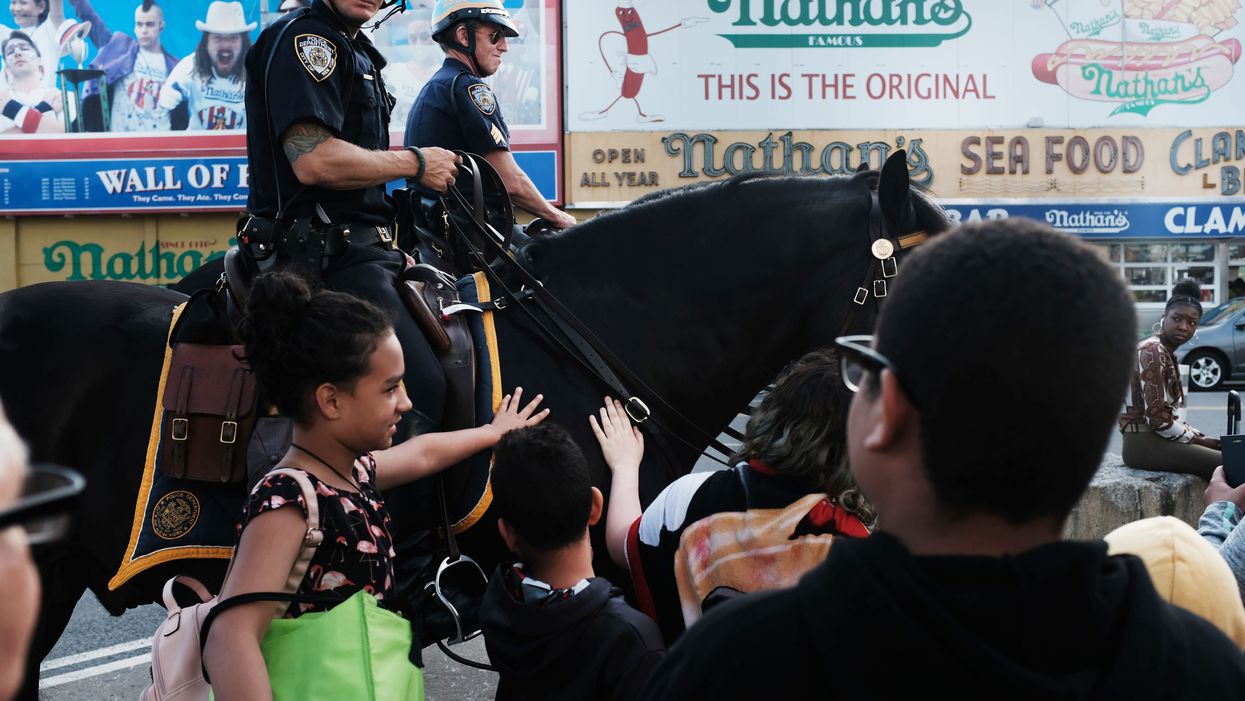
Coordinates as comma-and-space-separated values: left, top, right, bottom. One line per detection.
240, 456, 396, 617
1119, 335, 1198, 442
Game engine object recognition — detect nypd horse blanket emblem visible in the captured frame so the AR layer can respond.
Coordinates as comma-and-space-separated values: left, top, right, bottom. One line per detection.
296, 34, 336, 82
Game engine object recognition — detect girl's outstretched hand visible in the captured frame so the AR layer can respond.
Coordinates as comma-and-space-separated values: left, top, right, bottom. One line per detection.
490, 387, 550, 435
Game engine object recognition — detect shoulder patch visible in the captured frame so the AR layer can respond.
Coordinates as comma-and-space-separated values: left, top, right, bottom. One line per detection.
467, 83, 497, 116
295, 33, 337, 82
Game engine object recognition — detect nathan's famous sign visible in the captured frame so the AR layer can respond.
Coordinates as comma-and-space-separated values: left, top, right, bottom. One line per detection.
705, 0, 972, 47
564, 1, 1245, 132
1030, 0, 1242, 116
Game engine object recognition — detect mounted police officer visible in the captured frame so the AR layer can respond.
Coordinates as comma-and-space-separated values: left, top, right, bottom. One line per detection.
240, 0, 459, 435
404, 0, 576, 230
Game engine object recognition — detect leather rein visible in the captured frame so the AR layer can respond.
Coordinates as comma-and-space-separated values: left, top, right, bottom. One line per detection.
440, 160, 928, 468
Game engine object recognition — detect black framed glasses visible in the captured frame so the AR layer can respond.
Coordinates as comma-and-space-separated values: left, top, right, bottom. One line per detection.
834, 335, 905, 397
0, 464, 86, 546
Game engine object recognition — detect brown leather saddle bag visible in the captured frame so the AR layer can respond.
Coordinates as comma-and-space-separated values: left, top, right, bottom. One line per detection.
160, 343, 258, 483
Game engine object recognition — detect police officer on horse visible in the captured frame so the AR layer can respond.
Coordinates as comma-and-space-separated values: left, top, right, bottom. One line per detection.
240, 0, 458, 435
404, 0, 576, 230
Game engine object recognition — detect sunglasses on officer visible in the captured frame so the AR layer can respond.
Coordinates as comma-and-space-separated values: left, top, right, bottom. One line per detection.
0, 464, 86, 546
833, 335, 917, 404
481, 27, 504, 45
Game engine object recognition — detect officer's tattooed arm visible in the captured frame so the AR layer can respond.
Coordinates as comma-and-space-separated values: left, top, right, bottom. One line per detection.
280, 119, 459, 192
282, 121, 333, 166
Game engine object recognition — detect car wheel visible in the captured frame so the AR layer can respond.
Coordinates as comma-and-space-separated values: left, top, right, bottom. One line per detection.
1186, 350, 1227, 391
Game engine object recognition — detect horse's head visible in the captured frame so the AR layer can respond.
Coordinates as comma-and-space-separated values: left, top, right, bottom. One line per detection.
836, 149, 953, 336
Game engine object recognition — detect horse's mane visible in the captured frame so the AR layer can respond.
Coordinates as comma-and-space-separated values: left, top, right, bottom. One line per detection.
527, 170, 950, 272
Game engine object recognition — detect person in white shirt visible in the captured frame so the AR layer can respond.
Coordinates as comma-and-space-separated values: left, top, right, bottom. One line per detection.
0, 30, 63, 132
71, 0, 179, 131
0, 0, 73, 89
157, 0, 251, 131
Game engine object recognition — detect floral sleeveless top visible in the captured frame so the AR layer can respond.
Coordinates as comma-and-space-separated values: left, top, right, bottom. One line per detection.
240, 455, 396, 617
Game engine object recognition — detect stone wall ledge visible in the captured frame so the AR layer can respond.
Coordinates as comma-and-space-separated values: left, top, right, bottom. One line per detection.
1064, 453, 1207, 541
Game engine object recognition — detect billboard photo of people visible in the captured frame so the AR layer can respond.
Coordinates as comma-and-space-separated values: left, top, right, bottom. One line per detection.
0, 0, 260, 135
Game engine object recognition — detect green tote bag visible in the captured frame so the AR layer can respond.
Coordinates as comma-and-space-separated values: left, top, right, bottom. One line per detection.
261, 590, 424, 701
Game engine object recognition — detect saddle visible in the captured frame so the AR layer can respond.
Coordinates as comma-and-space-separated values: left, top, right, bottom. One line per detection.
395, 263, 477, 433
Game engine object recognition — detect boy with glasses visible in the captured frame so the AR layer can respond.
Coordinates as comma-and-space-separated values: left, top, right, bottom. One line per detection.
644, 218, 1245, 698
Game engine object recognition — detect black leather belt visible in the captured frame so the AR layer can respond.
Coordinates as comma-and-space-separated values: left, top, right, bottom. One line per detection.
323, 223, 396, 256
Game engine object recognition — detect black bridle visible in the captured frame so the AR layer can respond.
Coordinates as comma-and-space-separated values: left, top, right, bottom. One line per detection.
838, 190, 930, 337
439, 158, 931, 470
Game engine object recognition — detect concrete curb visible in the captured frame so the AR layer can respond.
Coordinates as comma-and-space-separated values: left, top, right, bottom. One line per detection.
1063, 453, 1207, 540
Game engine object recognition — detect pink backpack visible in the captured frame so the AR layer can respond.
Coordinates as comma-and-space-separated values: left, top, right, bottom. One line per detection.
141, 467, 323, 700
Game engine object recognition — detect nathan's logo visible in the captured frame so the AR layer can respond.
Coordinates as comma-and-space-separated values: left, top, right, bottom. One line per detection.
1044, 208, 1130, 235
1136, 21, 1182, 42
1031, 2, 1243, 117
43, 238, 233, 282
707, 0, 972, 49
663, 131, 933, 185
1069, 10, 1120, 38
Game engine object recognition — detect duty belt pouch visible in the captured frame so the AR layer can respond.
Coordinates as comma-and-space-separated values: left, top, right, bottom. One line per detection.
273, 219, 326, 280
160, 344, 258, 483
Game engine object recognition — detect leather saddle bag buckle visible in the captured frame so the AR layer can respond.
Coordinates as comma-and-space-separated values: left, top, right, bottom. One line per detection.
159, 344, 258, 483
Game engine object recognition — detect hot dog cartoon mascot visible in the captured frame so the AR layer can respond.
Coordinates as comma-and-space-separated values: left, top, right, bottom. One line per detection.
578, 0, 704, 123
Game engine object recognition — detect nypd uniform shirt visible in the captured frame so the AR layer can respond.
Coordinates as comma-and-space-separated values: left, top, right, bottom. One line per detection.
404, 57, 510, 192
244, 0, 394, 226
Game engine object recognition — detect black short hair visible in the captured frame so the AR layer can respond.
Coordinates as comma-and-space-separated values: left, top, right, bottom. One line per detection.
491, 423, 593, 551
1165, 278, 1203, 317
875, 218, 1135, 524
236, 271, 393, 425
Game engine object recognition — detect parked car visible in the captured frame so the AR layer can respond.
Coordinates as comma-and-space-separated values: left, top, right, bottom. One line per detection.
1175, 298, 1245, 391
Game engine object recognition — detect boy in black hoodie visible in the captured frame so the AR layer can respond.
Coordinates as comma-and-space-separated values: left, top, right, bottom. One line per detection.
481, 423, 665, 700
644, 218, 1245, 699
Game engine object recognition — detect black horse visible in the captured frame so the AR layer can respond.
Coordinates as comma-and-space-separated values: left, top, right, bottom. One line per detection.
0, 151, 949, 693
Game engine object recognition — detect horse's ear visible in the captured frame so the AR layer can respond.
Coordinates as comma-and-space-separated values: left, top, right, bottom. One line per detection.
878, 149, 914, 234
855, 161, 870, 173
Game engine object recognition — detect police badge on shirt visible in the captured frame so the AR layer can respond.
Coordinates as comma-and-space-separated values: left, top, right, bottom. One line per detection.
468, 83, 497, 116
295, 34, 337, 83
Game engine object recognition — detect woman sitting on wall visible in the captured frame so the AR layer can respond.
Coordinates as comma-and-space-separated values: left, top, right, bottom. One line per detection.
1120, 278, 1221, 479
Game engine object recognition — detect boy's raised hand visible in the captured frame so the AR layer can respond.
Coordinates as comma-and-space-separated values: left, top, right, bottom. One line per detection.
490, 387, 550, 435
590, 397, 644, 472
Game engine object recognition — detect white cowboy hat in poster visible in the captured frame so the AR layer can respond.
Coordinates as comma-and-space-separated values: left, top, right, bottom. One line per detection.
196, 1, 257, 34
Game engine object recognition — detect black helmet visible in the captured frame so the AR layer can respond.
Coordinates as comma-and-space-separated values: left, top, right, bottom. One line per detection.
430, 0, 519, 43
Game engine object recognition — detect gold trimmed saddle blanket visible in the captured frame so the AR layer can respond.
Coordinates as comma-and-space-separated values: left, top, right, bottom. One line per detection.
111, 272, 504, 589
111, 303, 256, 590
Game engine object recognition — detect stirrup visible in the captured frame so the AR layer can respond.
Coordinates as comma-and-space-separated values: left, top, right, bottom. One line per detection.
431, 554, 489, 645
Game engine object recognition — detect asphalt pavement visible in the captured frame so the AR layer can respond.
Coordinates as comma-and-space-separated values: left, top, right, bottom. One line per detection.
40, 594, 498, 700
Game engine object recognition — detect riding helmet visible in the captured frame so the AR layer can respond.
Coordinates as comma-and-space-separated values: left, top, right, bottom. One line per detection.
431, 0, 519, 42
